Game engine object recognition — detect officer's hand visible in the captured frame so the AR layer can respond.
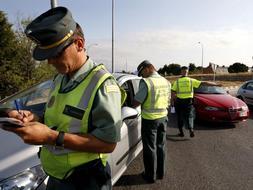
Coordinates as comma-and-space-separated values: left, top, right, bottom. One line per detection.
3, 122, 57, 145
7, 110, 25, 120
22, 111, 40, 123
8, 110, 40, 123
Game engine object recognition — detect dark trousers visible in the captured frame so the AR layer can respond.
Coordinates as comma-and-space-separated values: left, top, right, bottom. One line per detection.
141, 117, 167, 180
175, 98, 195, 132
46, 159, 112, 190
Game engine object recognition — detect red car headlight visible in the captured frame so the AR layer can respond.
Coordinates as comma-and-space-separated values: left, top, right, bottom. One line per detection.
204, 106, 224, 111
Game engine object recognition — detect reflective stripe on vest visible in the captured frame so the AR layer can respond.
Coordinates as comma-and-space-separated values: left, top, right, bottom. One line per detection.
41, 65, 116, 179
142, 76, 170, 120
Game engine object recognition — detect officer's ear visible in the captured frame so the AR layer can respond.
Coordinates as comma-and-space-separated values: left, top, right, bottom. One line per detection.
75, 38, 85, 52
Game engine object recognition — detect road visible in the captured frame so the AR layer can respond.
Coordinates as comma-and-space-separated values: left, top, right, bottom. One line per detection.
114, 110, 253, 190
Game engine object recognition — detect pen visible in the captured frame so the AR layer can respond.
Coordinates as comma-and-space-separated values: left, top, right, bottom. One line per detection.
14, 99, 23, 116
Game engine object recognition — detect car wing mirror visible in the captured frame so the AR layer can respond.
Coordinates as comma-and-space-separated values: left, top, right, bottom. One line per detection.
121, 106, 139, 121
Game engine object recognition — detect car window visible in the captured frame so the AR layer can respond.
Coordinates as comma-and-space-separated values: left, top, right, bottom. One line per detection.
0, 80, 52, 109
121, 81, 133, 107
131, 79, 141, 95
121, 79, 140, 107
194, 85, 227, 94
25, 86, 51, 106
245, 82, 253, 90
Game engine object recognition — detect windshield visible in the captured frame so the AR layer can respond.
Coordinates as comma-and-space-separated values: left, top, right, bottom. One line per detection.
194, 85, 227, 94
0, 80, 53, 109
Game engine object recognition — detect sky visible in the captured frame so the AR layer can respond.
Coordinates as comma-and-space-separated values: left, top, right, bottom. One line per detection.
1, 0, 253, 72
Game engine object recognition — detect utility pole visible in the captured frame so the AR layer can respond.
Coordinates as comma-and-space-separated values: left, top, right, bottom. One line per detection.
198, 42, 204, 74
50, 0, 57, 8
198, 42, 204, 79
112, 0, 115, 73
126, 58, 128, 72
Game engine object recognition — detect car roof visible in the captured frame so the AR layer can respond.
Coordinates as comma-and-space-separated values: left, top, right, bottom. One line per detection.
113, 72, 141, 85
244, 79, 253, 83
239, 79, 253, 87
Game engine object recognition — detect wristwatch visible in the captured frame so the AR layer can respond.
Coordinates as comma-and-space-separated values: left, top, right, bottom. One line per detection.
55, 131, 65, 148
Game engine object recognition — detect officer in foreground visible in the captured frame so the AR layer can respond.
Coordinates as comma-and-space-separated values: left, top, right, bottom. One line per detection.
133, 60, 171, 183
2, 7, 123, 190
171, 66, 220, 138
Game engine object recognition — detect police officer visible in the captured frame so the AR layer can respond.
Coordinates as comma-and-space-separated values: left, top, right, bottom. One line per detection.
2, 7, 124, 190
133, 60, 171, 183
171, 66, 220, 138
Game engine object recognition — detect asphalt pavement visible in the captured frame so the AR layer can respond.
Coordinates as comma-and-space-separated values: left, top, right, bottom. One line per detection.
114, 110, 253, 190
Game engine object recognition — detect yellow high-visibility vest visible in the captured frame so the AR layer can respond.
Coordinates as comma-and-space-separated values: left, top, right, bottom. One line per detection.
141, 76, 170, 120
173, 77, 201, 99
41, 64, 123, 179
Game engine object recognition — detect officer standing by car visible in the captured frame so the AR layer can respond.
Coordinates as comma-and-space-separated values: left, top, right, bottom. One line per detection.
133, 60, 171, 183
1, 7, 124, 190
171, 66, 220, 138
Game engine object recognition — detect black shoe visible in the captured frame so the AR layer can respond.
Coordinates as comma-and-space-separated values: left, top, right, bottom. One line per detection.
177, 132, 184, 137
190, 131, 195, 138
141, 172, 155, 183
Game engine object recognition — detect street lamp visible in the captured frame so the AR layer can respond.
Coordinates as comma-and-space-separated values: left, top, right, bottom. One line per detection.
87, 43, 98, 54
198, 42, 204, 75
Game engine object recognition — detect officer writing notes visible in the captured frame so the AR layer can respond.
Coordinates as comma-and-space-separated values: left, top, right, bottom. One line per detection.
2, 7, 123, 190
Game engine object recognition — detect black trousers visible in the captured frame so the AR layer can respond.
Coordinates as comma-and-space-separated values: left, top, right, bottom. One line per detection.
46, 159, 112, 190
175, 98, 195, 132
141, 117, 168, 180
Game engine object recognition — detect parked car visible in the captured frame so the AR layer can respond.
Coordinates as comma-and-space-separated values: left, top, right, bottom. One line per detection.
0, 73, 142, 189
194, 85, 249, 123
236, 80, 253, 107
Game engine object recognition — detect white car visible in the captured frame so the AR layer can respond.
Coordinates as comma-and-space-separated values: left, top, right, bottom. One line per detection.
0, 73, 142, 189
236, 80, 253, 106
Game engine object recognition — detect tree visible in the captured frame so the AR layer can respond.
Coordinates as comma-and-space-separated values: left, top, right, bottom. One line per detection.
188, 63, 196, 72
0, 11, 20, 98
14, 17, 56, 89
158, 63, 182, 76
228, 62, 248, 73
167, 63, 181, 75
191, 66, 203, 74
158, 64, 168, 76
0, 12, 56, 99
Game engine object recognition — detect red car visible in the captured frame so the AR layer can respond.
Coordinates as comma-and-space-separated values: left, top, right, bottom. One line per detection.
194, 86, 249, 123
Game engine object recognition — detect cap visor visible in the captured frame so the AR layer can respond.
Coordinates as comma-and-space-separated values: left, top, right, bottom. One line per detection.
33, 40, 69, 61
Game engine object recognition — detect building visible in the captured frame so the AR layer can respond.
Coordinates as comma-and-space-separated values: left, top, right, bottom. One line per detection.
203, 63, 228, 74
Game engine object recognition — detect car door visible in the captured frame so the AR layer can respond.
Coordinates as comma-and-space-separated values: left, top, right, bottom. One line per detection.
0, 82, 51, 189
241, 82, 253, 105
110, 77, 142, 185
